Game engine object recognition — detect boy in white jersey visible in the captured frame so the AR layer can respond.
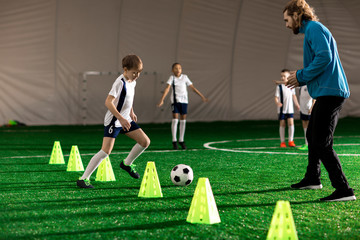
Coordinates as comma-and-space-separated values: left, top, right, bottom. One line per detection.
274, 69, 300, 148
298, 85, 315, 151
157, 63, 208, 150
77, 55, 150, 188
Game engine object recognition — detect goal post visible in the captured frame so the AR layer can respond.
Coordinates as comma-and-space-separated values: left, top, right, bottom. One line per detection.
79, 71, 166, 125
80, 71, 121, 125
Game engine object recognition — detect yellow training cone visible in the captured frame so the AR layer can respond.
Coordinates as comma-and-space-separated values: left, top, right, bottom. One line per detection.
266, 200, 298, 240
138, 161, 163, 198
186, 177, 221, 224
66, 145, 84, 171
95, 156, 116, 181
49, 141, 65, 164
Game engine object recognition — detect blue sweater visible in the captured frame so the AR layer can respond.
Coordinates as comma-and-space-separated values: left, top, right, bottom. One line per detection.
296, 20, 350, 99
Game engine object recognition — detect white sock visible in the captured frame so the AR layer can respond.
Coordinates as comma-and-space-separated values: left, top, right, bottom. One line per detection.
288, 125, 294, 142
179, 120, 186, 142
124, 143, 146, 166
81, 150, 108, 180
171, 119, 178, 142
280, 126, 285, 142
304, 128, 308, 145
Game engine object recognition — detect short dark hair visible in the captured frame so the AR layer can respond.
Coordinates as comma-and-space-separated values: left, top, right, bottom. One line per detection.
172, 62, 181, 69
122, 55, 143, 71
281, 69, 290, 73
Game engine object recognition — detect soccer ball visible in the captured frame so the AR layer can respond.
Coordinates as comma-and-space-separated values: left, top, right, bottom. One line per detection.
170, 164, 194, 186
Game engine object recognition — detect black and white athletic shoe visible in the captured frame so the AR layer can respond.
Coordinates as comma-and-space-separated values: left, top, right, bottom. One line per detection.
320, 188, 356, 202
120, 161, 140, 179
172, 141, 178, 150
77, 179, 94, 189
179, 142, 187, 150
291, 178, 323, 190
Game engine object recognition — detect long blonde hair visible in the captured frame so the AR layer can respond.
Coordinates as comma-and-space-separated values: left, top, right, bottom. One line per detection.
283, 0, 319, 26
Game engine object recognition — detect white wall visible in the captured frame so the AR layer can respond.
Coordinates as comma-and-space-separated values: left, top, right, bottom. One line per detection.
0, 0, 359, 125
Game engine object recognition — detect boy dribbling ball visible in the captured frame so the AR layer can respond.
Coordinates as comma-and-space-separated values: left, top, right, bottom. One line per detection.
77, 55, 150, 189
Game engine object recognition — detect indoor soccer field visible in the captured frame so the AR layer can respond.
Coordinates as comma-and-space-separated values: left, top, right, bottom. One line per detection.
1, 118, 359, 239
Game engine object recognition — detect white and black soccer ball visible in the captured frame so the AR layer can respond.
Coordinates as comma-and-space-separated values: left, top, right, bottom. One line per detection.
170, 164, 194, 186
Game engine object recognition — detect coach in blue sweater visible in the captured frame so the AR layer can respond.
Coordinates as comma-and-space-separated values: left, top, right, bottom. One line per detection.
282, 0, 355, 201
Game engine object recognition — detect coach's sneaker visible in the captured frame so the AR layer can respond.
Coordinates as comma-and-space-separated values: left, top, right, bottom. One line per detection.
179, 142, 187, 150
291, 178, 323, 190
120, 161, 140, 179
172, 141, 178, 150
77, 179, 94, 189
298, 144, 308, 151
280, 142, 287, 148
288, 141, 296, 147
320, 188, 356, 202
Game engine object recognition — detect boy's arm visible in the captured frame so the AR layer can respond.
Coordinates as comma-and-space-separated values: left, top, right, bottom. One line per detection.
130, 107, 137, 122
292, 94, 300, 111
309, 99, 316, 114
157, 84, 171, 107
189, 84, 208, 102
105, 95, 131, 131
274, 96, 282, 107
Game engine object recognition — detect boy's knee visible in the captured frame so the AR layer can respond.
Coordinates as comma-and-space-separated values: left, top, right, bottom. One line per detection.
101, 148, 111, 155
140, 137, 150, 148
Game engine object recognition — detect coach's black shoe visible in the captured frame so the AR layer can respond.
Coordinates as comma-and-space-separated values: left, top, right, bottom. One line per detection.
320, 188, 356, 202
179, 141, 187, 150
172, 141, 178, 150
77, 179, 94, 188
291, 178, 323, 190
120, 161, 140, 179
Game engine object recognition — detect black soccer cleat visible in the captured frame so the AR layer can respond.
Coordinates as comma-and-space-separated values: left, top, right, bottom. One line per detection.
77, 179, 94, 189
179, 142, 187, 150
172, 141, 179, 150
120, 161, 140, 179
290, 178, 322, 190
320, 188, 356, 202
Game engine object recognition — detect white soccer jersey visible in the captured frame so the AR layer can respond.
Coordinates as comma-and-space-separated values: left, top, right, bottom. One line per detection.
104, 74, 136, 127
299, 85, 313, 114
275, 84, 296, 114
166, 74, 193, 104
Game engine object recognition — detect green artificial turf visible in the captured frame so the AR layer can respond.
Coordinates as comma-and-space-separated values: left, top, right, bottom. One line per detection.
1, 118, 360, 239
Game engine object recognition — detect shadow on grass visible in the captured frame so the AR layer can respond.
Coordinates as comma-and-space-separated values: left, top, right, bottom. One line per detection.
0, 170, 65, 174
16, 220, 188, 239
4, 203, 190, 224
1, 185, 193, 214
0, 180, 76, 186
216, 187, 322, 209
3, 192, 191, 214
218, 199, 320, 210
215, 187, 291, 196
0, 183, 140, 192
2, 162, 49, 166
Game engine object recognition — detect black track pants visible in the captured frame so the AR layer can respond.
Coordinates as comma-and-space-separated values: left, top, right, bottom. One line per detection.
304, 96, 350, 190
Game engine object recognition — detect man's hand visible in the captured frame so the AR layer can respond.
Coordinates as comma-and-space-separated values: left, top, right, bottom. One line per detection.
273, 79, 286, 85
286, 71, 300, 89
